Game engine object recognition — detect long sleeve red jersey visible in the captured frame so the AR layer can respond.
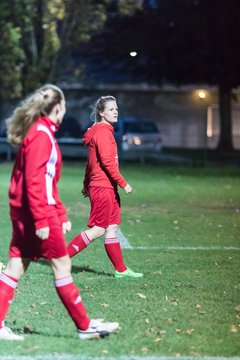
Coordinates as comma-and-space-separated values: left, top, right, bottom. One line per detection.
83, 123, 127, 190
9, 116, 68, 230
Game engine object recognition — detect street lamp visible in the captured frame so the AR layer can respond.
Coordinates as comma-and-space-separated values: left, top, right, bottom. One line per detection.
198, 90, 206, 99
129, 51, 137, 57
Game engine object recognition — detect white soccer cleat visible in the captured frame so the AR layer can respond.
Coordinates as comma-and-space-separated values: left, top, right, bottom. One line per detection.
0, 327, 24, 341
77, 319, 119, 340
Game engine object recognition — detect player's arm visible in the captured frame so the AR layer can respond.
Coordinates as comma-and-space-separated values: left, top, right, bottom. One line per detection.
97, 130, 128, 189
24, 131, 51, 230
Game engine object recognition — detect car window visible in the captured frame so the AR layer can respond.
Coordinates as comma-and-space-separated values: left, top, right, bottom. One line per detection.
124, 121, 158, 134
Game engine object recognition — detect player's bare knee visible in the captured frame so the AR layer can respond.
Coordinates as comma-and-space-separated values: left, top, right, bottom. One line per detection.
105, 224, 118, 237
4, 258, 28, 280
93, 226, 106, 238
97, 227, 106, 237
50, 256, 71, 278
85, 226, 106, 240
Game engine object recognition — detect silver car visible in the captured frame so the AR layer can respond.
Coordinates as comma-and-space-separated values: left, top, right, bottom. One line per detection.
114, 117, 162, 160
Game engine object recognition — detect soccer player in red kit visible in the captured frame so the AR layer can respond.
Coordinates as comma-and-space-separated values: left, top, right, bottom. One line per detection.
67, 96, 143, 278
0, 85, 119, 341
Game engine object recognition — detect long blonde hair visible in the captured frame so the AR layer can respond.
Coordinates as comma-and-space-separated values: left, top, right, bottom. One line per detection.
6, 84, 64, 146
90, 95, 116, 123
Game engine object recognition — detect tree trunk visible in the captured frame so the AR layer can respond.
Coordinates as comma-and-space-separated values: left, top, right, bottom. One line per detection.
217, 84, 233, 151
48, 0, 76, 82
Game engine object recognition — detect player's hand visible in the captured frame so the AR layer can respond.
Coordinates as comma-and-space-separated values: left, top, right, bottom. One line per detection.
124, 183, 133, 194
81, 187, 89, 198
36, 227, 50, 240
62, 221, 72, 234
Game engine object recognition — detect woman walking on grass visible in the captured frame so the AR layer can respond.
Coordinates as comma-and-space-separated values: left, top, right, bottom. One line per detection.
0, 85, 119, 341
67, 96, 143, 278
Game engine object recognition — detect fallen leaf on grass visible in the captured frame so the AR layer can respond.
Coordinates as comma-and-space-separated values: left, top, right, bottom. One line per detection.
145, 327, 155, 334
234, 305, 240, 312
195, 304, 201, 310
176, 328, 183, 334
174, 283, 181, 288
154, 337, 162, 342
137, 293, 146, 299
100, 303, 109, 308
176, 328, 195, 335
152, 271, 163, 275
159, 330, 166, 335
230, 324, 238, 333
102, 350, 108, 354
141, 347, 149, 352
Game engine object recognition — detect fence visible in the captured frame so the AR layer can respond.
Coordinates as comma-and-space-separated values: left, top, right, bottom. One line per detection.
0, 137, 87, 161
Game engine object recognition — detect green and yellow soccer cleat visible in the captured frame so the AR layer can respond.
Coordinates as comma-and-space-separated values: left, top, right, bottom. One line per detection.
114, 267, 143, 278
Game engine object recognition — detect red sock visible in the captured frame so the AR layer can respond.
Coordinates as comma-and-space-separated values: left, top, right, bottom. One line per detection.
55, 276, 90, 330
0, 273, 18, 328
67, 232, 91, 258
104, 237, 127, 272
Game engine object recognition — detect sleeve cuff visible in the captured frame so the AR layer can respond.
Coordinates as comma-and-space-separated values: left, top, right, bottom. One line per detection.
119, 179, 128, 189
35, 219, 49, 230
59, 214, 69, 224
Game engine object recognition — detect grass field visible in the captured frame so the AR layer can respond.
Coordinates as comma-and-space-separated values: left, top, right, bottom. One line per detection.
0, 161, 239, 359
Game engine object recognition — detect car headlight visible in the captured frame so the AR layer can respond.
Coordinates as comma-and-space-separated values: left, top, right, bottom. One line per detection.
122, 135, 133, 145
133, 136, 141, 145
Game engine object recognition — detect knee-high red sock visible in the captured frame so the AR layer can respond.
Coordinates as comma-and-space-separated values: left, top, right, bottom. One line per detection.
0, 273, 18, 328
104, 237, 127, 272
55, 275, 90, 330
67, 232, 91, 258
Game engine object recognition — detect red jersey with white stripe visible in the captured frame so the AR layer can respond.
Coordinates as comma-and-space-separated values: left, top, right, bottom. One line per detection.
9, 116, 68, 230
83, 123, 127, 190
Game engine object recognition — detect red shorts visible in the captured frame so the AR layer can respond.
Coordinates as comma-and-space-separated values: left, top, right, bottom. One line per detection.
9, 210, 68, 261
88, 187, 121, 228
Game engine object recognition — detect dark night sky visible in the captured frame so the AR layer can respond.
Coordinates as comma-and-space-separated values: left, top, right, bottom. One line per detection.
69, 0, 240, 90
